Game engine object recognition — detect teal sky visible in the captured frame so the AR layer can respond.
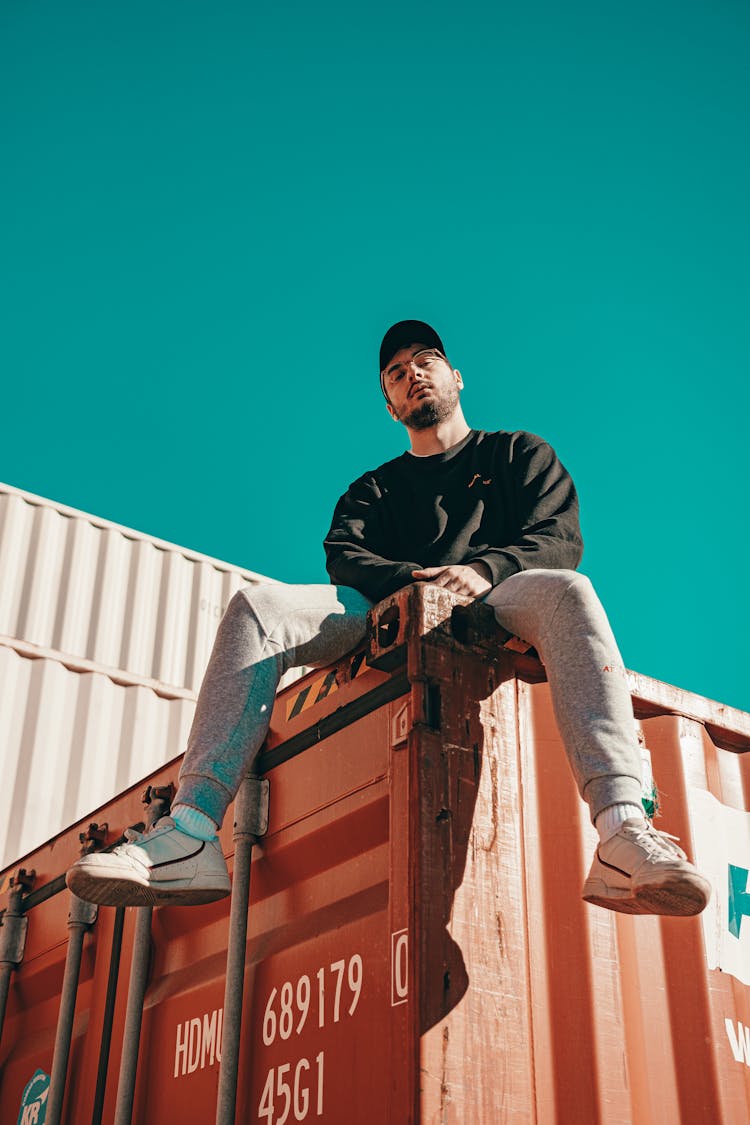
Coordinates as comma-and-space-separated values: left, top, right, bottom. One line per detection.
2, 2, 748, 711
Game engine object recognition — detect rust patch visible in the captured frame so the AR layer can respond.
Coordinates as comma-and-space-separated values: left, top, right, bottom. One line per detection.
496, 911, 505, 957
479, 756, 499, 853
440, 1024, 450, 1122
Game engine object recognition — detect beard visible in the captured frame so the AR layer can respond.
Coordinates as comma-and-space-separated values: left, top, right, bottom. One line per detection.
396, 383, 460, 430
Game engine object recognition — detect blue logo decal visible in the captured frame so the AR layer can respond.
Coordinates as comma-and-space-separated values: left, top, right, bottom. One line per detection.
728, 864, 750, 939
17, 1069, 49, 1125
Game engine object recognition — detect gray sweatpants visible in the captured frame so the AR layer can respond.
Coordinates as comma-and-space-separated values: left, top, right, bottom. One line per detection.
176, 571, 643, 828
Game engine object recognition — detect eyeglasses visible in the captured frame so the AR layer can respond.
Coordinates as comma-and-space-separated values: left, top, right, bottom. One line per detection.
380, 348, 449, 391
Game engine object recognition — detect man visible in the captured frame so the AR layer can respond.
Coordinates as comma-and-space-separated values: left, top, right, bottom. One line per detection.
67, 320, 711, 917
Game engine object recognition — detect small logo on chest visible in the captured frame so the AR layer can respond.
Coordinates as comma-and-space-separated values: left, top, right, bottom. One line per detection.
468, 474, 492, 488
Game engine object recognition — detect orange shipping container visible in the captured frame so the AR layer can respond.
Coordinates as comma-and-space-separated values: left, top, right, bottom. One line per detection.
1, 584, 749, 1123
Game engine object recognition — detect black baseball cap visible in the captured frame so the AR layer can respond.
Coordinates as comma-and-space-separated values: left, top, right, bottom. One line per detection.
379, 320, 446, 373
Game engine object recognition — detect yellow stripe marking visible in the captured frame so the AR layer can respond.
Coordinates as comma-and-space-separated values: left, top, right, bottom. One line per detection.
284, 651, 367, 721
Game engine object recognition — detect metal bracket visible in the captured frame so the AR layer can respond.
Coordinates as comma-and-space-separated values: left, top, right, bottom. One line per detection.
68, 894, 98, 927
79, 822, 109, 853
233, 776, 270, 841
142, 781, 177, 829
391, 701, 410, 748
367, 602, 407, 671
0, 894, 28, 965
143, 782, 176, 807
9, 868, 36, 894
0, 867, 36, 965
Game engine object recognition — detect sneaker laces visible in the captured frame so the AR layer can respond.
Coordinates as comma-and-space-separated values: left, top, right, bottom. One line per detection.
123, 818, 172, 846
628, 821, 688, 862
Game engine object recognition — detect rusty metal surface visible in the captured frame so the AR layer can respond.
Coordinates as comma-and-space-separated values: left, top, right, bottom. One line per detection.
1, 583, 749, 1123
519, 683, 750, 1124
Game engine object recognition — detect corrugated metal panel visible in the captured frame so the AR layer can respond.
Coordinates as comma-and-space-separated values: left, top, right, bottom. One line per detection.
2, 584, 749, 1123
517, 681, 750, 1124
0, 482, 271, 691
0, 640, 195, 869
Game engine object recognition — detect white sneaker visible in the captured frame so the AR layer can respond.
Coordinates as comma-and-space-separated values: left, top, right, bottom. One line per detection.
66, 817, 231, 907
582, 818, 711, 916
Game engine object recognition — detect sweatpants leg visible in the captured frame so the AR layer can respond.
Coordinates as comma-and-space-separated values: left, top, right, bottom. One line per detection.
176, 583, 372, 827
484, 569, 643, 822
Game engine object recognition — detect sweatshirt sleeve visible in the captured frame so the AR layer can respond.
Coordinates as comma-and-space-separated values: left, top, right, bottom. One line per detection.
468, 434, 584, 586
324, 474, 422, 602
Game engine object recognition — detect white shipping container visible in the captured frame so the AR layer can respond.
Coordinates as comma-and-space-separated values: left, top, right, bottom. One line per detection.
0, 482, 271, 692
0, 482, 311, 868
0, 639, 196, 868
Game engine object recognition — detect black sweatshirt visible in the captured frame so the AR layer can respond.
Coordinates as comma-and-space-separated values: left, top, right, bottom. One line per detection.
324, 429, 584, 604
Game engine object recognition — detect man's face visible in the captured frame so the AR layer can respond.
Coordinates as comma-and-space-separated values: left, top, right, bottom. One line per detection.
382, 343, 463, 430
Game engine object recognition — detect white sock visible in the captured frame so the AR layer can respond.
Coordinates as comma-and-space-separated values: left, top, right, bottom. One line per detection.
172, 803, 219, 841
595, 803, 645, 843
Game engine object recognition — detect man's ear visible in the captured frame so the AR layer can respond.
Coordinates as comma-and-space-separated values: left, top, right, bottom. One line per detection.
386, 402, 399, 422
454, 368, 464, 390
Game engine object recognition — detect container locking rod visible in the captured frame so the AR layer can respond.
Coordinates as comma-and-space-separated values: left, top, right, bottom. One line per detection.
112, 785, 173, 1123
114, 906, 153, 1125
216, 774, 270, 1125
90, 905, 126, 1125
0, 965, 11, 1049
0, 870, 34, 1047
46, 893, 98, 1125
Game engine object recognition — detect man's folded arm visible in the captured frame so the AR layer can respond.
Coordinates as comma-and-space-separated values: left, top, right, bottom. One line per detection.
324, 477, 421, 603
468, 435, 584, 585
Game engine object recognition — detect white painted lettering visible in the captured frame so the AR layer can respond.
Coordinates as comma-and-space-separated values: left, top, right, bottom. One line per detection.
187, 1016, 202, 1073
330, 960, 345, 1023
276, 1062, 292, 1125
294, 1057, 310, 1120
392, 930, 408, 1005
201, 1009, 217, 1068
264, 986, 279, 1045
257, 1055, 324, 1122
348, 954, 362, 1015
261, 957, 364, 1045
174, 1008, 223, 1078
316, 968, 325, 1028
259, 1068, 274, 1122
725, 1018, 750, 1065
174, 1019, 189, 1077
316, 1051, 324, 1115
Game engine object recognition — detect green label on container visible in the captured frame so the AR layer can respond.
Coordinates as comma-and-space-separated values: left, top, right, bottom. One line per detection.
17, 1069, 49, 1125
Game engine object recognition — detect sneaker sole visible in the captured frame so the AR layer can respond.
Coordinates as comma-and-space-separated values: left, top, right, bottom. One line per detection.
583, 872, 711, 917
633, 871, 711, 917
66, 867, 231, 908
582, 880, 647, 915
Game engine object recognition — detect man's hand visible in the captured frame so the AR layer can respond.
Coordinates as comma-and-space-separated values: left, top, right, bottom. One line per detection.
411, 562, 493, 597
